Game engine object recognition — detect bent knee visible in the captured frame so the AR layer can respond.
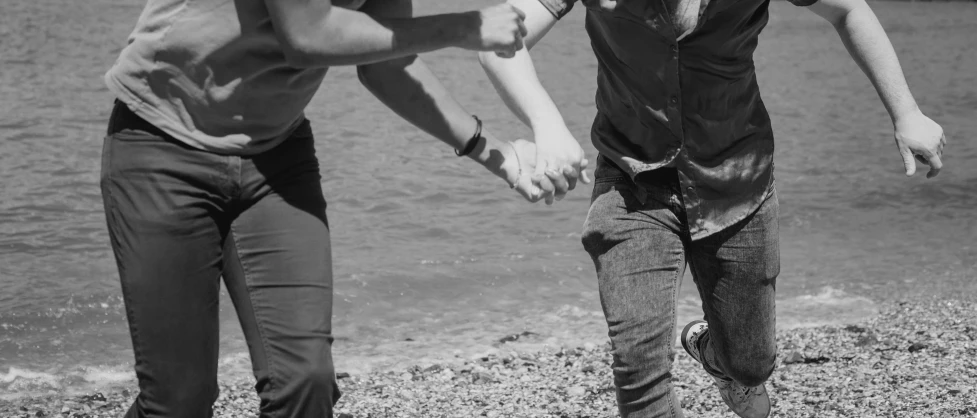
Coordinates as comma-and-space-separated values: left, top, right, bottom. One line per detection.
292, 360, 337, 392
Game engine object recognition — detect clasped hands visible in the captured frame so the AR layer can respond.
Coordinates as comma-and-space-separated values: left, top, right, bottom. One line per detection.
498, 129, 591, 205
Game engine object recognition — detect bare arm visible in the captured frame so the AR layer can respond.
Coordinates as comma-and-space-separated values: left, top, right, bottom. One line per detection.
477, 0, 590, 204
265, 0, 528, 67
356, 0, 540, 200
478, 0, 564, 131
809, 0, 945, 177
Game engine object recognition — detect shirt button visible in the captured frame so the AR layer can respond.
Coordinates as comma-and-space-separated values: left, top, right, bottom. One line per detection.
686, 186, 694, 192
670, 96, 679, 106
670, 44, 678, 54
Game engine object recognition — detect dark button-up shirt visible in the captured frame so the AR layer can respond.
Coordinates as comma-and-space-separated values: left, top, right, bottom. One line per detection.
538, 0, 816, 239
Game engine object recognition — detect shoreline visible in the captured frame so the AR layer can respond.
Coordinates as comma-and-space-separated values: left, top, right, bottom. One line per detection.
2, 296, 975, 417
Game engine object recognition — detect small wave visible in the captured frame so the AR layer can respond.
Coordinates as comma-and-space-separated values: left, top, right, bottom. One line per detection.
777, 287, 878, 329
0, 351, 255, 401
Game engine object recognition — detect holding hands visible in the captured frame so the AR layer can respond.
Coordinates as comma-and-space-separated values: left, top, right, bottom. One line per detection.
488, 130, 591, 205
528, 128, 591, 205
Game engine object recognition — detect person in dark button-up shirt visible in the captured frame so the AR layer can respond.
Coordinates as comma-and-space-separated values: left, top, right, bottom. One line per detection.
479, 0, 946, 416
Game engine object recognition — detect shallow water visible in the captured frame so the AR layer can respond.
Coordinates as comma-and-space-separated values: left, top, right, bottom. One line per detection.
1, 0, 975, 398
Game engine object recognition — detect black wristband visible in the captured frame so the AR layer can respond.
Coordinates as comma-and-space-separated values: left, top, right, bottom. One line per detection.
455, 115, 483, 157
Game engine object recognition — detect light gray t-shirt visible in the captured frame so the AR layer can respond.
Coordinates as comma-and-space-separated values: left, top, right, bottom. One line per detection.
106, 0, 362, 154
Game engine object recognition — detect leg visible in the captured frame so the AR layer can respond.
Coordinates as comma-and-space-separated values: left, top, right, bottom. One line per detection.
222, 132, 340, 418
687, 190, 780, 387
100, 103, 229, 417
581, 171, 688, 418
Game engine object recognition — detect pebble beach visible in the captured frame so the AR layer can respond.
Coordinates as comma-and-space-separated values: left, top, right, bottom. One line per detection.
3, 297, 974, 418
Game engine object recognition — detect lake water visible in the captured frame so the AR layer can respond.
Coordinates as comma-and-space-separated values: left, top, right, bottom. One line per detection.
1, 0, 975, 400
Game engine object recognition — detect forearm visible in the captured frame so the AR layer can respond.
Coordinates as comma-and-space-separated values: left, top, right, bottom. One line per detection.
357, 56, 508, 169
276, 7, 466, 67
476, 0, 569, 141
478, 49, 570, 139
832, 5, 919, 123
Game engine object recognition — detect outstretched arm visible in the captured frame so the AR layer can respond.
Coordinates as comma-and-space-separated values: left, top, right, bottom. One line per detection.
356, 0, 540, 201
265, 0, 528, 67
809, 0, 945, 178
478, 0, 590, 205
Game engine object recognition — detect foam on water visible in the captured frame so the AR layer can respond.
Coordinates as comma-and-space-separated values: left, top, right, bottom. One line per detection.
0, 286, 880, 400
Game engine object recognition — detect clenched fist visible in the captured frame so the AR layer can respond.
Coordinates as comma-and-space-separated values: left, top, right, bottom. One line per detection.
455, 4, 528, 57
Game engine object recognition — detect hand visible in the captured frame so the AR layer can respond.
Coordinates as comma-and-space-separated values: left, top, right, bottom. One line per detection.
530, 128, 592, 205
457, 4, 528, 57
495, 139, 545, 202
894, 111, 945, 178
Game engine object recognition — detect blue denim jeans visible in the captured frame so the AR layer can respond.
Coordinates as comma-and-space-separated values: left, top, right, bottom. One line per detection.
581, 156, 779, 418
100, 102, 340, 417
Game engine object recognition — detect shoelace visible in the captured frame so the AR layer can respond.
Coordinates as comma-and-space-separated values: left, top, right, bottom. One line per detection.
718, 379, 762, 404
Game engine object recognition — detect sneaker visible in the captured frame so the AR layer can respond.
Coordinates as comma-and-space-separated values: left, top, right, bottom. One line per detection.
681, 320, 771, 418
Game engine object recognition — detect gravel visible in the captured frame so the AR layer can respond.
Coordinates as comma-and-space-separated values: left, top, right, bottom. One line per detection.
2, 298, 974, 417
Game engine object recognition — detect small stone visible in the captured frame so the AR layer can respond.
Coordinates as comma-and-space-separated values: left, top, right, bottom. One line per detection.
582, 365, 596, 373
784, 351, 805, 364
474, 371, 497, 384
908, 342, 928, 353
567, 386, 587, 397
855, 334, 879, 347
336, 372, 351, 379
845, 325, 867, 333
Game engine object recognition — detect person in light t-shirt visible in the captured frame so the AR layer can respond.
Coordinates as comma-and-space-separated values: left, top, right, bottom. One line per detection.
101, 1, 590, 417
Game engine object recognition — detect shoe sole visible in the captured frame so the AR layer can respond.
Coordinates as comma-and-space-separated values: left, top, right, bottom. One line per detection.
681, 320, 708, 362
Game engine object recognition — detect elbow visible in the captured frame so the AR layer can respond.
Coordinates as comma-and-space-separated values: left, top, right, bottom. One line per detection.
355, 61, 393, 92
282, 46, 316, 69
279, 32, 325, 68
356, 64, 376, 87
356, 57, 411, 89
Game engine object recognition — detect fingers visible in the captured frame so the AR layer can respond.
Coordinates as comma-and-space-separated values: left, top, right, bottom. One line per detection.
562, 165, 579, 192
545, 168, 571, 201
494, 32, 524, 58
514, 181, 543, 203
579, 158, 592, 184
900, 147, 916, 177
511, 4, 526, 20
926, 153, 943, 179
532, 173, 557, 205
495, 49, 515, 59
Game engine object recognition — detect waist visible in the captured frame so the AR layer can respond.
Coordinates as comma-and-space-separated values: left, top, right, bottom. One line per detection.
107, 100, 313, 154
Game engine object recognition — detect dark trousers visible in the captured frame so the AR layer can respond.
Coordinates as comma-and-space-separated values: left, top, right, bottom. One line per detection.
100, 102, 340, 417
